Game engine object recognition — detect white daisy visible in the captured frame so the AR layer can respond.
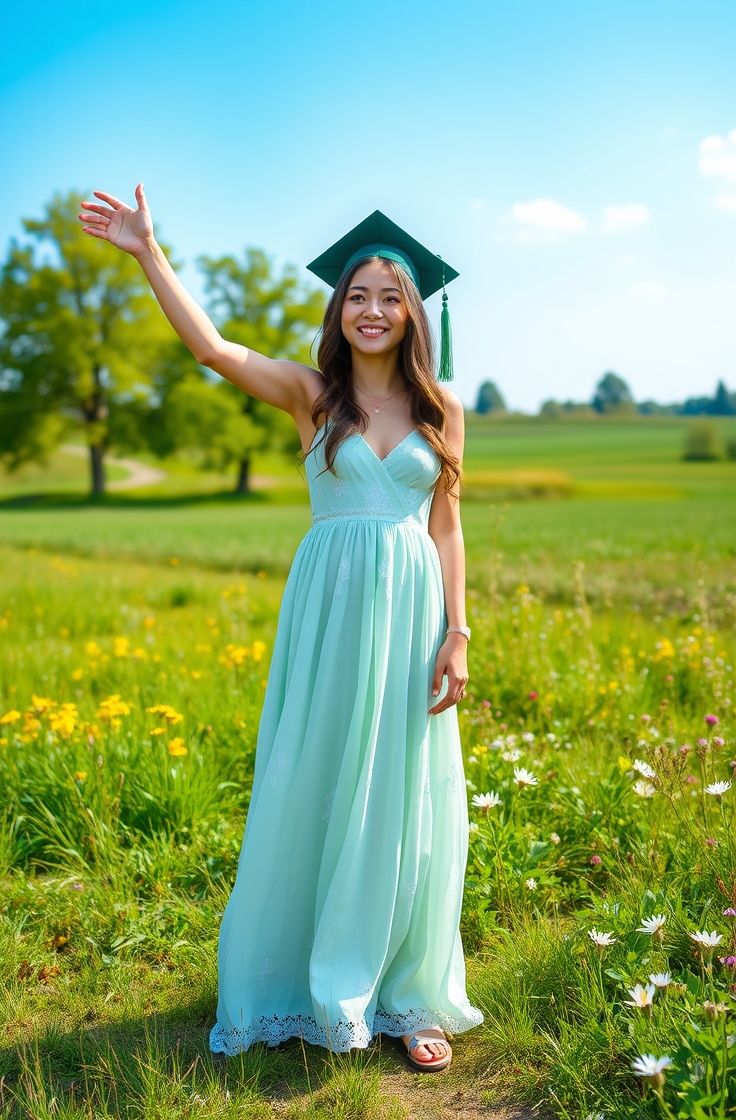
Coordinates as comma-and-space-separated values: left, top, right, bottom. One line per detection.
514, 766, 538, 788
502, 748, 522, 762
525, 877, 537, 890
587, 928, 616, 947
705, 780, 732, 797
624, 983, 656, 1009
633, 758, 657, 780
632, 1054, 672, 1079
636, 914, 666, 935
633, 780, 657, 798
689, 930, 723, 948
648, 972, 671, 988
471, 791, 502, 810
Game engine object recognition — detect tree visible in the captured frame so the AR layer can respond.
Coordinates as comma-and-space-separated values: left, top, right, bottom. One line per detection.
683, 420, 723, 461
475, 380, 506, 414
711, 380, 736, 416
0, 190, 175, 495
194, 248, 326, 493
591, 372, 634, 414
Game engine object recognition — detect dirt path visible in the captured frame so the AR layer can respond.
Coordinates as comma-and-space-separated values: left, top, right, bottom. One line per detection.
61, 445, 167, 491
376, 1067, 538, 1120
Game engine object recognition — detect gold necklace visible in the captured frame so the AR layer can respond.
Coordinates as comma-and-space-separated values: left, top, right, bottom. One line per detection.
354, 383, 406, 414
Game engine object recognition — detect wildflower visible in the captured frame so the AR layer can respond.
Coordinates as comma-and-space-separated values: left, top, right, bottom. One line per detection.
712, 736, 725, 747
528, 691, 538, 701
471, 791, 502, 810
31, 696, 57, 713
48, 703, 78, 738
521, 731, 535, 743
146, 704, 184, 724
640, 714, 652, 723
167, 738, 188, 757
705, 780, 732, 797
589, 855, 602, 866
550, 832, 561, 844
702, 1000, 727, 1021
705, 837, 718, 847
468, 755, 477, 763
718, 955, 736, 967
637, 914, 666, 936
704, 714, 719, 726
0, 710, 20, 725
251, 640, 267, 661
697, 738, 708, 747
624, 983, 656, 1012
469, 822, 479, 833
502, 748, 522, 762
75, 771, 87, 781
525, 878, 537, 890
633, 759, 657, 780
689, 930, 723, 948
723, 908, 736, 917
587, 929, 616, 947
97, 695, 131, 721
679, 744, 691, 756
513, 766, 538, 788
631, 1054, 672, 1089
633, 780, 656, 798
648, 972, 671, 988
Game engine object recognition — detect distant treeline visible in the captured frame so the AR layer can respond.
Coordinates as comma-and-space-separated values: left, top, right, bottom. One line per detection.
476, 373, 736, 418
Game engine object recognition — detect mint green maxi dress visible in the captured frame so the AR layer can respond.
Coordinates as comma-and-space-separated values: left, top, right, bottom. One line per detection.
209, 418, 484, 1054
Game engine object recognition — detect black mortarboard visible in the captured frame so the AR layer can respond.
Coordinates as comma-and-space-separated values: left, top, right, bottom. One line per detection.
306, 209, 458, 381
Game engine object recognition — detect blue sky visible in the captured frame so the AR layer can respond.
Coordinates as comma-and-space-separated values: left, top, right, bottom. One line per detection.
1, 0, 734, 411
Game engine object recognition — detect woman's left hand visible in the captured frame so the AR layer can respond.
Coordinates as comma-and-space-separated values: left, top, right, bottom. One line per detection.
428, 634, 469, 715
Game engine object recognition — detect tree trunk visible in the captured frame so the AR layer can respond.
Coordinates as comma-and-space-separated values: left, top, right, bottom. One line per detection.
235, 457, 250, 495
89, 443, 106, 496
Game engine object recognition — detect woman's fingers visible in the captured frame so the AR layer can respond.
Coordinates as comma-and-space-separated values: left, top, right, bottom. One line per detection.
80, 212, 110, 224
81, 225, 109, 239
80, 202, 113, 218
93, 190, 125, 209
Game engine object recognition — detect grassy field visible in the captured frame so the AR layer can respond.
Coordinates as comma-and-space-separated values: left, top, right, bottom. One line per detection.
1, 418, 735, 1119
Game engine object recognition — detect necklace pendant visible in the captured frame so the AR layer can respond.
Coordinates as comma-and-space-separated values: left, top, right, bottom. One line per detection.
374, 408, 380, 414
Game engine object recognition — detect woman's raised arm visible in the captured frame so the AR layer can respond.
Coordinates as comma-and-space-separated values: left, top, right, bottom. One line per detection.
78, 183, 314, 415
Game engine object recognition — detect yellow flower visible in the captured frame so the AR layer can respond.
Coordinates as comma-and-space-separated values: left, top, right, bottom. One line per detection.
97, 695, 131, 721
48, 703, 78, 738
75, 771, 87, 781
71, 669, 83, 681
617, 756, 632, 773
31, 696, 57, 713
168, 738, 187, 757
251, 641, 267, 661
144, 616, 155, 629
608, 681, 618, 691
190, 671, 202, 680
86, 641, 102, 657
0, 710, 21, 725
149, 727, 165, 736
146, 704, 184, 724
113, 636, 130, 658
132, 648, 148, 660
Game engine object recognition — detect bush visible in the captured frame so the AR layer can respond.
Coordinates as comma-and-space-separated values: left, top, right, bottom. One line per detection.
682, 419, 723, 461
726, 438, 736, 461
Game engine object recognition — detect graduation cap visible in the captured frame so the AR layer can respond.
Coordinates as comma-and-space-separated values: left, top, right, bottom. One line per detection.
306, 209, 459, 382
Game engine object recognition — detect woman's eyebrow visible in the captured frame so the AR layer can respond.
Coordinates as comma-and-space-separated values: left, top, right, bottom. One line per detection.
348, 285, 402, 293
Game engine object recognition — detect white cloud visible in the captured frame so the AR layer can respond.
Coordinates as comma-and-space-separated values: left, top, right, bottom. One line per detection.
633, 280, 667, 299
601, 204, 650, 233
715, 193, 736, 214
699, 130, 736, 179
508, 198, 588, 234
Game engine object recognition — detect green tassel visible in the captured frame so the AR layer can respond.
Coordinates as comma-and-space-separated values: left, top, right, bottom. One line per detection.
438, 290, 454, 382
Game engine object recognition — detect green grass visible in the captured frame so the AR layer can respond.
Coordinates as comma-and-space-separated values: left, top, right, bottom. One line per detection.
1, 419, 735, 1119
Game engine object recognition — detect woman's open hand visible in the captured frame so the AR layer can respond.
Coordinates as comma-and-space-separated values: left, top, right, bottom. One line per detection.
78, 182, 154, 258
429, 634, 469, 715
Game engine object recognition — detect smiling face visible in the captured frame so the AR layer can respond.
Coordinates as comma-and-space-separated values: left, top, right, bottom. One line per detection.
340, 259, 409, 356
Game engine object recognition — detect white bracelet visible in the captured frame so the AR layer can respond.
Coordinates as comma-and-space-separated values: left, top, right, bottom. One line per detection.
446, 626, 471, 641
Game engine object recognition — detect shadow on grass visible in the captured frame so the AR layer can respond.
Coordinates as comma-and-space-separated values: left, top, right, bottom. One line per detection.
0, 488, 310, 512
0, 997, 407, 1118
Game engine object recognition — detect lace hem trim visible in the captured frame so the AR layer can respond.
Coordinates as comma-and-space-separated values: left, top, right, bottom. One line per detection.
209, 1004, 484, 1055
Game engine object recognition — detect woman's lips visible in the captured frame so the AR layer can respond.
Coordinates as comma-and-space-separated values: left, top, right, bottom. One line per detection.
357, 326, 387, 336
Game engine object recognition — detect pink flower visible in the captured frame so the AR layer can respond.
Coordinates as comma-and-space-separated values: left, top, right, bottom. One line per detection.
718, 955, 736, 968
641, 714, 652, 723
722, 908, 736, 917
712, 737, 724, 748
731, 760, 736, 770
705, 714, 719, 726
685, 775, 698, 784
705, 837, 718, 847
590, 854, 602, 866
482, 700, 491, 708
528, 691, 538, 701
697, 738, 708, 747
680, 744, 691, 756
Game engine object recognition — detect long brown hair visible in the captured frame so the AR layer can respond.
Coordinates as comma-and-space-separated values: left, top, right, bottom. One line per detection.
302, 256, 461, 497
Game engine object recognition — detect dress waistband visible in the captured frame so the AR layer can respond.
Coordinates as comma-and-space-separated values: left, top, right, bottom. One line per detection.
310, 512, 429, 532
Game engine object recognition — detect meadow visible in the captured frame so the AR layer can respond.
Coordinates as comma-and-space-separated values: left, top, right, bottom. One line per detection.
0, 417, 735, 1120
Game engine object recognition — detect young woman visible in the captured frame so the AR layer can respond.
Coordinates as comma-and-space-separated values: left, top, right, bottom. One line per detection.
79, 186, 484, 1072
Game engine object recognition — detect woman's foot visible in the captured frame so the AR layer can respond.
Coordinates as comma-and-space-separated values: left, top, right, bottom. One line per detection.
401, 1027, 452, 1070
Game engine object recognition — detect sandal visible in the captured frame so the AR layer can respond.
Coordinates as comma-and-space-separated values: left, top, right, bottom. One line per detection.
401, 1028, 452, 1072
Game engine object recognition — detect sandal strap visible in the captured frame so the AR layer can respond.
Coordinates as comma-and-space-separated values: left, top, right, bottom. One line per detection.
408, 1030, 450, 1053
